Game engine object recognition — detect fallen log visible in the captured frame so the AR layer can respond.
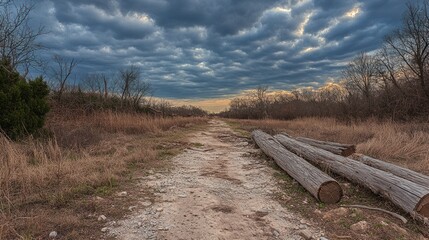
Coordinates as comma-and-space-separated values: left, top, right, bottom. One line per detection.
352, 154, 429, 187
252, 130, 342, 204
296, 137, 355, 157
274, 134, 429, 218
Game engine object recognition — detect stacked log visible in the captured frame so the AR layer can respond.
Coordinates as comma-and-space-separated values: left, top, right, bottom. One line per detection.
274, 134, 429, 219
252, 130, 342, 203
353, 154, 429, 187
295, 137, 355, 157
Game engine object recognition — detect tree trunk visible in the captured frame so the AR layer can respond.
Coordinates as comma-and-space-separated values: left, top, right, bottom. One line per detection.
252, 130, 342, 204
352, 154, 429, 187
103, 77, 108, 99
296, 137, 355, 156
274, 134, 429, 218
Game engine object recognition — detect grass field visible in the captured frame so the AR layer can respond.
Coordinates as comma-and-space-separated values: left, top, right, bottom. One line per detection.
0, 110, 207, 239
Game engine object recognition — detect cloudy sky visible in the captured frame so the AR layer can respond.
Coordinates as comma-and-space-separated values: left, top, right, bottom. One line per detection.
31, 0, 407, 111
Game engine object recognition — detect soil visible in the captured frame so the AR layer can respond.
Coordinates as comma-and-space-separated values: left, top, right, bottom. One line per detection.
106, 120, 324, 240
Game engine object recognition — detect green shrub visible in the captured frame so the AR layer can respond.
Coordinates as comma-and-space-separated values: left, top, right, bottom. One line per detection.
0, 59, 50, 139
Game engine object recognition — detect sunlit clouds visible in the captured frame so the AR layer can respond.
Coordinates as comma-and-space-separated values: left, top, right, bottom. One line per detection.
345, 7, 361, 18
30, 0, 405, 111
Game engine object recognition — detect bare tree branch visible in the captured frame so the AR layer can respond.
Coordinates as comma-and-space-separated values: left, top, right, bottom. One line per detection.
50, 55, 77, 101
0, 0, 45, 75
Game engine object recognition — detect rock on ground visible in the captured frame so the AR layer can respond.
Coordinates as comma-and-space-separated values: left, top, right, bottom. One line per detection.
350, 221, 369, 232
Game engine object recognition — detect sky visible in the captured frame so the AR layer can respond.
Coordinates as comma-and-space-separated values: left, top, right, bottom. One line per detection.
31, 0, 407, 112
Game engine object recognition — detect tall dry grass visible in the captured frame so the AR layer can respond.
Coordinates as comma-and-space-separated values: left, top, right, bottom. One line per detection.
230, 117, 429, 174
0, 111, 206, 238
91, 111, 204, 134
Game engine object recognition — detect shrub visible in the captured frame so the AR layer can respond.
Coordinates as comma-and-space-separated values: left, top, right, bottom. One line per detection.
0, 59, 50, 139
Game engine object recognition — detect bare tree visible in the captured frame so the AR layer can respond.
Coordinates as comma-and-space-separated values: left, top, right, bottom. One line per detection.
377, 46, 405, 96
255, 86, 270, 118
50, 55, 77, 101
84, 73, 109, 99
117, 65, 151, 108
318, 83, 347, 103
0, 0, 44, 76
343, 52, 379, 113
384, 1, 429, 99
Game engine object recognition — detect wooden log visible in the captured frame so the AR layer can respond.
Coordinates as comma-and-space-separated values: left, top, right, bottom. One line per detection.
353, 154, 429, 187
274, 134, 429, 218
295, 137, 356, 157
252, 130, 342, 203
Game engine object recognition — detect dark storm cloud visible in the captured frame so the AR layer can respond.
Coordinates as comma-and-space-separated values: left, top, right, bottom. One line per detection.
116, 0, 281, 35
31, 0, 407, 98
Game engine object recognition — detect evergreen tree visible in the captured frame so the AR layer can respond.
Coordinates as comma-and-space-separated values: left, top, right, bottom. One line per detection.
0, 59, 50, 139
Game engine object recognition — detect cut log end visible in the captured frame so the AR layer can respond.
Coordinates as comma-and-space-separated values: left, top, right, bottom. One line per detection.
416, 193, 429, 218
318, 181, 343, 204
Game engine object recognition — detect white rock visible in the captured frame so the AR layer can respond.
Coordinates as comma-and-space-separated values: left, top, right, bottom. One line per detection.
272, 229, 280, 237
322, 207, 349, 220
101, 227, 109, 233
350, 221, 369, 231
49, 231, 57, 238
128, 206, 137, 211
319, 237, 329, 240
142, 201, 152, 207
178, 194, 187, 198
298, 229, 313, 240
98, 215, 107, 221
117, 191, 128, 197
156, 207, 163, 212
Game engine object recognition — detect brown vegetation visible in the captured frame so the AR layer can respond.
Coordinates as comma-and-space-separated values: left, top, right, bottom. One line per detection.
228, 117, 429, 175
0, 107, 207, 239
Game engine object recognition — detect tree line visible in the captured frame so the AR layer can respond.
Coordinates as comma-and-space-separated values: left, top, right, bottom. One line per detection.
220, 1, 429, 121
0, 0, 206, 140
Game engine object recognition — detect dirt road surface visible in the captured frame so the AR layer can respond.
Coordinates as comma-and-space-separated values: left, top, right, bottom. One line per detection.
108, 120, 323, 239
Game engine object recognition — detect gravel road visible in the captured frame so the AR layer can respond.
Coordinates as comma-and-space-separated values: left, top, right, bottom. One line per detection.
107, 120, 323, 240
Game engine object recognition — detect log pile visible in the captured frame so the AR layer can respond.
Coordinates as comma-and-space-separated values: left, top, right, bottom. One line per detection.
296, 137, 356, 156
252, 130, 342, 203
352, 154, 429, 187
251, 130, 429, 223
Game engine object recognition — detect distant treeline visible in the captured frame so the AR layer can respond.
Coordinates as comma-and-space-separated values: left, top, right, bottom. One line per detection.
219, 2, 429, 121
49, 63, 208, 117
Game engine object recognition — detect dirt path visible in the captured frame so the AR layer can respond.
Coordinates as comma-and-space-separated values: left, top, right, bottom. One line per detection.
108, 120, 323, 240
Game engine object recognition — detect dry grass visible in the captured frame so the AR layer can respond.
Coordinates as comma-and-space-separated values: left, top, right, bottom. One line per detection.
0, 111, 207, 239
228, 117, 429, 174
91, 111, 204, 134
229, 117, 429, 239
